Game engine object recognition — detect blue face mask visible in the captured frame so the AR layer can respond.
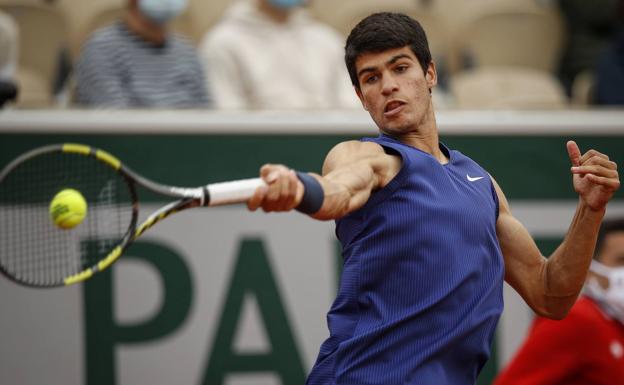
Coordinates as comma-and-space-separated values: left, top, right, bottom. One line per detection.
138, 0, 188, 25
268, 0, 305, 9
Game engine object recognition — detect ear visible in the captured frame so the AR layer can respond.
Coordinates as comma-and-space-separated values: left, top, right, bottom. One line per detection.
425, 61, 437, 91
355, 87, 368, 111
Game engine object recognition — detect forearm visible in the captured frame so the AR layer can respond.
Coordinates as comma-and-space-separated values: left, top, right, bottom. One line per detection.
248, 158, 379, 219
248, 141, 393, 218
311, 163, 377, 220
498, 142, 618, 319
543, 200, 605, 304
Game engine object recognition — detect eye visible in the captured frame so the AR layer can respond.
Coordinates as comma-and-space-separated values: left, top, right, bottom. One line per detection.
395, 64, 409, 73
364, 75, 378, 84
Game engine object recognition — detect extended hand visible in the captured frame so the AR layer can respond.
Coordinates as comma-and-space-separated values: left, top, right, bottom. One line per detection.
567, 141, 620, 211
247, 164, 303, 212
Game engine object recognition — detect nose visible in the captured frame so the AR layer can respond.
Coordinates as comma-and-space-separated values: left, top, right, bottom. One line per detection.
381, 73, 399, 96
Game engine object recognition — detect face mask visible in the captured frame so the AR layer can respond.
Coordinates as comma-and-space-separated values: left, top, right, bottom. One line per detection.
589, 260, 624, 323
138, 0, 187, 25
268, 0, 305, 9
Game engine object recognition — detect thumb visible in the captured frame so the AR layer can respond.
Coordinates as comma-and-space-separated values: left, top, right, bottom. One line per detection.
566, 140, 581, 167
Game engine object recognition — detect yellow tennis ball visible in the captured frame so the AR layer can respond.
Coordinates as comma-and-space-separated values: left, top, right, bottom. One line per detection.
49, 189, 87, 229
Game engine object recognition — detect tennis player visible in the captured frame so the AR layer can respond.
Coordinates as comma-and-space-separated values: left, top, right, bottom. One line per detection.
247, 13, 621, 385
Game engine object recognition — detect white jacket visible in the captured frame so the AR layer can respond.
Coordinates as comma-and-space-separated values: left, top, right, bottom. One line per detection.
199, 0, 360, 110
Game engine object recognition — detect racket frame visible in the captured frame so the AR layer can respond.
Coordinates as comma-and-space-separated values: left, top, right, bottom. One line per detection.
0, 143, 264, 287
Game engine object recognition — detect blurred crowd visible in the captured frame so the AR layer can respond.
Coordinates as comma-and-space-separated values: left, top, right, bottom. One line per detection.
0, 0, 623, 109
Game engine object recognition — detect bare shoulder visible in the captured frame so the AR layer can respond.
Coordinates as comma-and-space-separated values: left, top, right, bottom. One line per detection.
322, 141, 388, 173
322, 140, 401, 187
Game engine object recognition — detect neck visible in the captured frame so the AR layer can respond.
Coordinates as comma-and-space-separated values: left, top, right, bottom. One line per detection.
383, 99, 447, 164
125, 8, 167, 45
257, 0, 291, 24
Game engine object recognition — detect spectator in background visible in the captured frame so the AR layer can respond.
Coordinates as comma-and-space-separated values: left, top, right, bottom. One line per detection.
557, 0, 621, 97
199, 0, 359, 110
0, 9, 18, 81
75, 0, 210, 108
0, 10, 18, 107
593, 0, 624, 105
494, 218, 624, 385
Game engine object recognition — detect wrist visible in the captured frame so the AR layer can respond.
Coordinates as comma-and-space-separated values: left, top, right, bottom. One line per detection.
295, 171, 324, 214
578, 197, 607, 217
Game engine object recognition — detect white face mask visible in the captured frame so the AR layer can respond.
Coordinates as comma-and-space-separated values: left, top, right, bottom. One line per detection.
138, 0, 187, 25
268, 0, 306, 9
589, 260, 624, 323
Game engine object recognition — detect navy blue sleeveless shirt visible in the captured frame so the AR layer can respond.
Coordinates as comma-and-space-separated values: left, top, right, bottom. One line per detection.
307, 134, 504, 385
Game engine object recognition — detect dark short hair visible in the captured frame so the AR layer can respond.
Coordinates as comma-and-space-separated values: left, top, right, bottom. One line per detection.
595, 218, 624, 259
345, 12, 432, 88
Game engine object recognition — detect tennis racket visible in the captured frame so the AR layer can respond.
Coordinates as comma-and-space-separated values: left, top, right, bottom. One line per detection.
0, 143, 266, 288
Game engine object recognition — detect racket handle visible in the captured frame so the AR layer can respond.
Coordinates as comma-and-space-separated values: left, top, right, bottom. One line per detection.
206, 178, 266, 206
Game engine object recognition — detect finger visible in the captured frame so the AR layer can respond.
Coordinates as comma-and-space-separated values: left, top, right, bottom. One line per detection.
571, 165, 619, 179
287, 170, 299, 208
260, 164, 287, 182
263, 168, 280, 184
582, 156, 617, 170
580, 149, 609, 164
260, 164, 274, 178
278, 170, 295, 209
585, 174, 621, 190
567, 141, 581, 167
266, 175, 282, 203
247, 185, 268, 211
278, 170, 293, 208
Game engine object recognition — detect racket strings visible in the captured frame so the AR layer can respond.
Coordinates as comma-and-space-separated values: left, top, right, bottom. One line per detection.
0, 151, 134, 286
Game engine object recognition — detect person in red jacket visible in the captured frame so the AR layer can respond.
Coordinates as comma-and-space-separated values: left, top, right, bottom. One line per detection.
494, 218, 624, 385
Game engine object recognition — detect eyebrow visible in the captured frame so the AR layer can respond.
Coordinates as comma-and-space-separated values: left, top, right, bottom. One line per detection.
357, 53, 414, 79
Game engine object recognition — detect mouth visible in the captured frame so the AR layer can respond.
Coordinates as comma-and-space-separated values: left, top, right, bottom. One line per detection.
383, 100, 406, 117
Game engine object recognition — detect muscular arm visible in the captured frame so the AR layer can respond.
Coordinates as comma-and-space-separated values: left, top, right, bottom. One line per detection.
247, 141, 401, 220
494, 179, 603, 318
312, 141, 400, 219
496, 141, 620, 319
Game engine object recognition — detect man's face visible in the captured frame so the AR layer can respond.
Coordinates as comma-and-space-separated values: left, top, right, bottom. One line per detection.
354, 46, 436, 135
595, 230, 624, 289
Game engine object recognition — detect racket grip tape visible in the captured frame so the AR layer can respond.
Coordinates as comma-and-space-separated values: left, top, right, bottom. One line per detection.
295, 171, 324, 214
207, 178, 266, 206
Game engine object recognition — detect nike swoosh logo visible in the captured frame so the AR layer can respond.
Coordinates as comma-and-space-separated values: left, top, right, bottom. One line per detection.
467, 175, 484, 182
